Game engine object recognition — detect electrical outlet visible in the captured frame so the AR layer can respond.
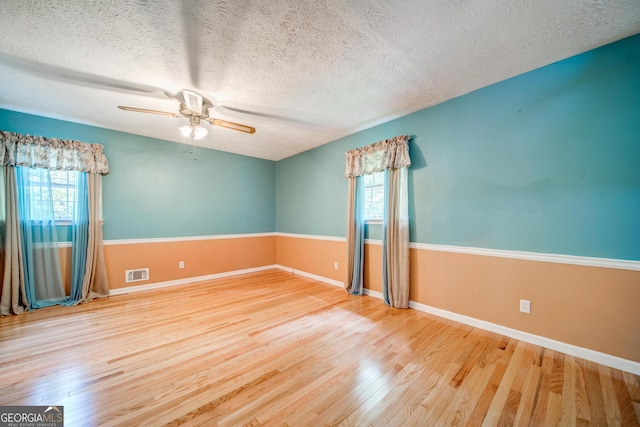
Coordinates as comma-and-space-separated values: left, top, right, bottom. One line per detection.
333, 261, 338, 270
519, 299, 531, 314
179, 261, 185, 269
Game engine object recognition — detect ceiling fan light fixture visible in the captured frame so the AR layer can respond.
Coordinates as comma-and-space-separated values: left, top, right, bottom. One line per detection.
179, 124, 193, 137
180, 123, 208, 140
193, 125, 208, 140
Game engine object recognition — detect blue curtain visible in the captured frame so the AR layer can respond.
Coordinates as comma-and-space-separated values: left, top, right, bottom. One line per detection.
15, 167, 91, 308
64, 172, 89, 305
16, 167, 66, 309
348, 176, 365, 295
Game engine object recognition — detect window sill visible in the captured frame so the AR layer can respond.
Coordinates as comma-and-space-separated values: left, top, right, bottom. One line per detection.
29, 220, 74, 226
365, 219, 383, 225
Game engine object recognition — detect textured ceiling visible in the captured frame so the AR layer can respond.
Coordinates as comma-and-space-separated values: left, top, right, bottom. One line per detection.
0, 1, 639, 160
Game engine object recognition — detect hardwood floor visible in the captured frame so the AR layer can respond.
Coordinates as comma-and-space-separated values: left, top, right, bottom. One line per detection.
1, 270, 638, 426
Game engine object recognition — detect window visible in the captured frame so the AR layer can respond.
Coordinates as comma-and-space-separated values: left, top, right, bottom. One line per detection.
363, 171, 384, 221
23, 168, 79, 222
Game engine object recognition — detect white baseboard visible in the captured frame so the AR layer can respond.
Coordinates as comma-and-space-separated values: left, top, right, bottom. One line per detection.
364, 288, 384, 300
282, 266, 640, 376
109, 265, 279, 296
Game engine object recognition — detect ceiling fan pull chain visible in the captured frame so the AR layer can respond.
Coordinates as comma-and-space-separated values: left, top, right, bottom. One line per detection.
188, 134, 197, 160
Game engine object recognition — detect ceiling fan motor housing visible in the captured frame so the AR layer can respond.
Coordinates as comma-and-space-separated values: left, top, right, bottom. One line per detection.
179, 103, 209, 120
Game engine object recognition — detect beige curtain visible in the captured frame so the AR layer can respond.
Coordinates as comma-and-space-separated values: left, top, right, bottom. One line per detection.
1, 167, 28, 315
344, 135, 411, 306
0, 166, 4, 289
345, 177, 356, 291
383, 167, 410, 308
345, 176, 364, 294
80, 173, 109, 302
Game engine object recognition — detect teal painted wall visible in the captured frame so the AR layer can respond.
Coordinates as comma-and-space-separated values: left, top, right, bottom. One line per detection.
276, 34, 640, 261
0, 110, 276, 240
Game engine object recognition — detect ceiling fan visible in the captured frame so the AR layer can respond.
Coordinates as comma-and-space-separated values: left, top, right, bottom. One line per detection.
117, 89, 256, 140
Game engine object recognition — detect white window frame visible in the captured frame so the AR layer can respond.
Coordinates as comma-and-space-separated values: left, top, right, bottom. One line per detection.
24, 168, 78, 224
363, 171, 384, 223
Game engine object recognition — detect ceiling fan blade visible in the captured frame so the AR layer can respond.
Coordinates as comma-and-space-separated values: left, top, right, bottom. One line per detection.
207, 118, 256, 134
117, 106, 181, 118
0, 52, 172, 99
180, 2, 201, 88
215, 105, 318, 128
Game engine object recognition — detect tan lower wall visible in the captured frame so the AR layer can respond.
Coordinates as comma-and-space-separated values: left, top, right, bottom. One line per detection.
409, 247, 640, 362
59, 246, 72, 294
104, 236, 276, 289
275, 236, 346, 283
275, 235, 640, 362
22, 235, 274, 301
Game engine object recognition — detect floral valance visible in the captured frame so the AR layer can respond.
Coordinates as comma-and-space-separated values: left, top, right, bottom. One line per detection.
345, 135, 411, 178
0, 130, 109, 175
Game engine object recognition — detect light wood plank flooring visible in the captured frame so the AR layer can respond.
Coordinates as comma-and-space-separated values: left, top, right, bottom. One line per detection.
1, 270, 638, 426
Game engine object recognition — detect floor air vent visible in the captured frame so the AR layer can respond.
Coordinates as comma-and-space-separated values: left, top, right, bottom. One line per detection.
125, 268, 149, 283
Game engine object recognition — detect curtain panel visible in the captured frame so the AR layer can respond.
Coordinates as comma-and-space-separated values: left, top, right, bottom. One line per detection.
382, 167, 410, 308
78, 173, 109, 302
0, 167, 5, 280
17, 167, 67, 309
345, 176, 364, 295
1, 167, 28, 315
0, 131, 109, 175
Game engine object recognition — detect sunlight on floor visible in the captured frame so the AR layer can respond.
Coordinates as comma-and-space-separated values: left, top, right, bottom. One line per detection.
30, 365, 96, 425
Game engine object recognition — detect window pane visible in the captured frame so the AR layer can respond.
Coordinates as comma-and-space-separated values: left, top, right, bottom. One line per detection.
50, 170, 65, 184
363, 171, 384, 220
25, 169, 79, 221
